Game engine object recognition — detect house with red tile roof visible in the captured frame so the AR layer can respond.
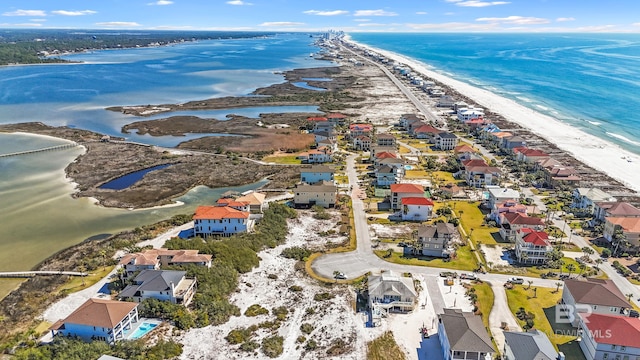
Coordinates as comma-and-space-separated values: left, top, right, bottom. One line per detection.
515, 228, 552, 264
306, 116, 328, 122
594, 202, 640, 223
193, 206, 252, 237
326, 113, 347, 124
499, 213, 545, 242
561, 278, 631, 327
413, 124, 441, 140
513, 147, 550, 163
49, 298, 139, 343
352, 135, 372, 151
216, 198, 250, 212
119, 248, 212, 277
603, 217, 640, 249
577, 313, 640, 360
390, 183, 425, 210
349, 123, 373, 138
400, 197, 434, 221
460, 159, 502, 188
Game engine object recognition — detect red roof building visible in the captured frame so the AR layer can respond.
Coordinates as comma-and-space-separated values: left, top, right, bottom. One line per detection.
391, 183, 425, 210
401, 197, 434, 206
307, 116, 328, 122
578, 313, 640, 356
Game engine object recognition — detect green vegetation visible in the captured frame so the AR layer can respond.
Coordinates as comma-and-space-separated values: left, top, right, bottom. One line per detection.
448, 201, 500, 246
300, 323, 315, 335
467, 282, 494, 329
314, 292, 335, 301
312, 205, 332, 220
245, 304, 269, 317
226, 326, 257, 345
366, 331, 406, 360
374, 244, 477, 271
261, 335, 284, 358
272, 306, 289, 321
262, 154, 302, 164
281, 246, 312, 260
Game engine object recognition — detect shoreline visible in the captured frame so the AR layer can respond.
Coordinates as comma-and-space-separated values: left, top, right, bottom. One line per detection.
345, 36, 640, 194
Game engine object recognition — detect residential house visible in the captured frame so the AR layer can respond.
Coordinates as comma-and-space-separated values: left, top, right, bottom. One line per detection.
593, 202, 640, 223
374, 151, 399, 166
300, 165, 334, 184
438, 308, 494, 360
502, 135, 527, 150
513, 148, 550, 164
413, 124, 441, 140
466, 118, 490, 131
370, 145, 398, 158
436, 132, 459, 151
312, 120, 334, 134
376, 165, 403, 187
454, 101, 469, 113
537, 159, 581, 187
454, 144, 477, 161
317, 138, 338, 152
400, 197, 434, 221
437, 95, 457, 108
193, 205, 252, 237
460, 159, 502, 188
352, 135, 372, 151
399, 113, 422, 129
376, 133, 396, 147
326, 112, 347, 124
489, 131, 513, 145
49, 298, 139, 344
368, 270, 417, 313
439, 183, 467, 199
572, 188, 616, 212
216, 198, 250, 212
298, 146, 332, 164
486, 186, 521, 210
407, 223, 456, 258
119, 248, 212, 278
349, 123, 373, 138
313, 130, 336, 143
503, 330, 560, 360
457, 108, 485, 122
561, 278, 630, 326
515, 228, 553, 264
235, 191, 268, 213
390, 183, 425, 210
293, 181, 337, 208
603, 217, 640, 249
499, 213, 545, 242
577, 313, 640, 360
492, 200, 529, 222
306, 116, 328, 123
119, 269, 197, 306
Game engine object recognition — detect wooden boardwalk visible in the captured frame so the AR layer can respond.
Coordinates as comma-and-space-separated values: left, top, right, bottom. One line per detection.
0, 142, 80, 158
0, 271, 88, 278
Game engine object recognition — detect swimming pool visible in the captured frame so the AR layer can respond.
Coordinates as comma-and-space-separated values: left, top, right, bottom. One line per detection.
404, 165, 414, 170
129, 322, 158, 340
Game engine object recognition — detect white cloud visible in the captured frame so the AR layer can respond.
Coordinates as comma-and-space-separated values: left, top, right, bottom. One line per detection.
476, 16, 550, 25
30, 19, 47, 22
556, 17, 575, 22
354, 10, 398, 17
634, 23, 640, 27
3, 10, 46, 17
95, 21, 142, 27
354, 19, 370, 22
303, 10, 348, 16
358, 23, 389, 27
227, 0, 253, 5
455, 1, 510, 7
259, 22, 304, 27
407, 21, 500, 31
14, 22, 43, 27
51, 10, 97, 16
148, 0, 173, 5
444, 12, 456, 16
416, 12, 428, 15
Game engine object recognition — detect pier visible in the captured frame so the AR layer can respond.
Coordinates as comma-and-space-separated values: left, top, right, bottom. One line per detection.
0, 271, 88, 278
0, 142, 80, 158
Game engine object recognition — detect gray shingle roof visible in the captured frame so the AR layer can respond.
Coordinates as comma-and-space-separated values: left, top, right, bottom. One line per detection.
119, 270, 186, 298
564, 278, 631, 308
439, 309, 494, 354
503, 330, 558, 360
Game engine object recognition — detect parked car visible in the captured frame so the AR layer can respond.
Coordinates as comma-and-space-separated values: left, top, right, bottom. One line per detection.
439, 271, 458, 278
630, 310, 639, 318
334, 272, 347, 280
508, 277, 524, 284
460, 273, 477, 280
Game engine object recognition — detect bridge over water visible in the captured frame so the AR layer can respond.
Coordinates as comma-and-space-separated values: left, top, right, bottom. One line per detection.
0, 271, 88, 278
0, 142, 80, 158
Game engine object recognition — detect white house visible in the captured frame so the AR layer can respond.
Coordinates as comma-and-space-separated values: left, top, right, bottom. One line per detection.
515, 228, 553, 264
352, 135, 372, 151
435, 132, 459, 151
503, 330, 560, 360
457, 108, 484, 122
577, 313, 640, 360
49, 298, 139, 344
486, 186, 521, 210
438, 308, 494, 360
368, 270, 417, 313
561, 278, 630, 326
390, 183, 425, 210
376, 165, 403, 187
300, 165, 334, 184
400, 197, 434, 221
499, 213, 545, 242
572, 188, 616, 212
235, 191, 268, 213
119, 269, 197, 306
193, 205, 252, 237
119, 248, 212, 278
294, 181, 337, 208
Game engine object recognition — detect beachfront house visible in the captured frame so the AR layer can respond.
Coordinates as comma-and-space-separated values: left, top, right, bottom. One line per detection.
390, 183, 425, 210
502, 135, 527, 150
235, 191, 267, 214
326, 113, 347, 124
407, 223, 456, 258
603, 216, 640, 249
300, 165, 335, 185
435, 132, 459, 151
119, 269, 197, 306
577, 313, 640, 360
560, 278, 630, 326
193, 205, 252, 237
119, 248, 212, 278
400, 197, 434, 221
293, 181, 337, 208
499, 213, 545, 242
503, 330, 560, 360
515, 228, 553, 264
571, 188, 616, 212
367, 270, 417, 313
457, 108, 485, 122
513, 147, 550, 164
593, 202, 640, 224
49, 298, 139, 344
438, 308, 494, 360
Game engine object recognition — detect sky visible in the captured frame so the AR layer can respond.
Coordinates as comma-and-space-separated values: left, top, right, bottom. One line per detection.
1, 0, 640, 33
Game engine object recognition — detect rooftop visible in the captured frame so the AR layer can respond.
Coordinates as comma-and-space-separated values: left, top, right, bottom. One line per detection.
579, 313, 640, 348
439, 308, 494, 354
606, 217, 640, 232
50, 298, 137, 329
503, 330, 558, 360
391, 183, 424, 194
193, 206, 249, 220
401, 197, 434, 206
564, 278, 630, 308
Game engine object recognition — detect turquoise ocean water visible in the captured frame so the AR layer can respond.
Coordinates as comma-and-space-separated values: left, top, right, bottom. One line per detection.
350, 32, 640, 154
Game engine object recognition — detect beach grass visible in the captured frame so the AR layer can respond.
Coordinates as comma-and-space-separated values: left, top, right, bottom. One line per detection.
471, 281, 494, 330
334, 175, 349, 184
505, 286, 577, 351
262, 155, 301, 164
399, 145, 411, 154
57, 265, 114, 296
366, 331, 406, 360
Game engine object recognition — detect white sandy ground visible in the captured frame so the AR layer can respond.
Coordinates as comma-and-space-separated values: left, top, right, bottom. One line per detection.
347, 38, 640, 193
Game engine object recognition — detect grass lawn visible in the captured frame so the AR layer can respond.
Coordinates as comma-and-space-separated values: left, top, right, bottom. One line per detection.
431, 171, 456, 184
399, 145, 411, 154
493, 257, 584, 279
367, 331, 406, 360
262, 154, 301, 164
56, 265, 115, 296
334, 175, 349, 184
450, 201, 501, 246
505, 286, 579, 352
405, 170, 430, 179
374, 244, 478, 271
471, 282, 494, 330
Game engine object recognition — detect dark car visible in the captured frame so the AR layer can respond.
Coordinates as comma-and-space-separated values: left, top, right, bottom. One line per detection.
439, 271, 458, 278
630, 310, 639, 318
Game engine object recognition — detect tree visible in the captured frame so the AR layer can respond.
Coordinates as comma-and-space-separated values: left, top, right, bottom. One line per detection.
626, 293, 634, 302
581, 246, 594, 257
527, 280, 533, 290
532, 287, 537, 298
566, 263, 576, 278
555, 282, 563, 293
578, 263, 587, 277
595, 258, 604, 271
613, 228, 628, 256
519, 252, 529, 264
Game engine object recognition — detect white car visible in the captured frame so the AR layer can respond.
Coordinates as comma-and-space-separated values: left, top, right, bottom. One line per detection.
334, 272, 347, 280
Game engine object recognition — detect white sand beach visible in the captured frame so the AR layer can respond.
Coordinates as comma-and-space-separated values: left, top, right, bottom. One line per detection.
347, 38, 640, 193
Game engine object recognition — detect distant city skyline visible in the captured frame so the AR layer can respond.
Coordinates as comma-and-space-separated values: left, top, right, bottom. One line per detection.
2, 0, 640, 32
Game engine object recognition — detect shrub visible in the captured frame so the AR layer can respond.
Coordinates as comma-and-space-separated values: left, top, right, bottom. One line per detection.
300, 323, 315, 335
267, 274, 278, 280
261, 335, 284, 358
245, 304, 269, 317
281, 246, 312, 261
297, 336, 306, 343
289, 285, 303, 292
326, 338, 350, 356
272, 306, 289, 321
240, 340, 259, 352
226, 327, 254, 345
259, 320, 281, 330
305, 339, 318, 351
305, 307, 316, 315
314, 292, 335, 301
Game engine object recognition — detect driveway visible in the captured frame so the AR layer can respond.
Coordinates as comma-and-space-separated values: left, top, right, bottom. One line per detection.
488, 283, 521, 352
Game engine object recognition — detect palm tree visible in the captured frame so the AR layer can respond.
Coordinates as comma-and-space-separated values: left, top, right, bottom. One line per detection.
527, 280, 533, 290
558, 260, 565, 276
532, 287, 537, 298
578, 263, 587, 277
520, 252, 529, 264
581, 246, 594, 257
595, 258, 604, 271
566, 263, 576, 278
555, 282, 563, 293
626, 293, 634, 302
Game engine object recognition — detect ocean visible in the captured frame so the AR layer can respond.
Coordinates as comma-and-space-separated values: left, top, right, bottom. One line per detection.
350, 32, 640, 153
